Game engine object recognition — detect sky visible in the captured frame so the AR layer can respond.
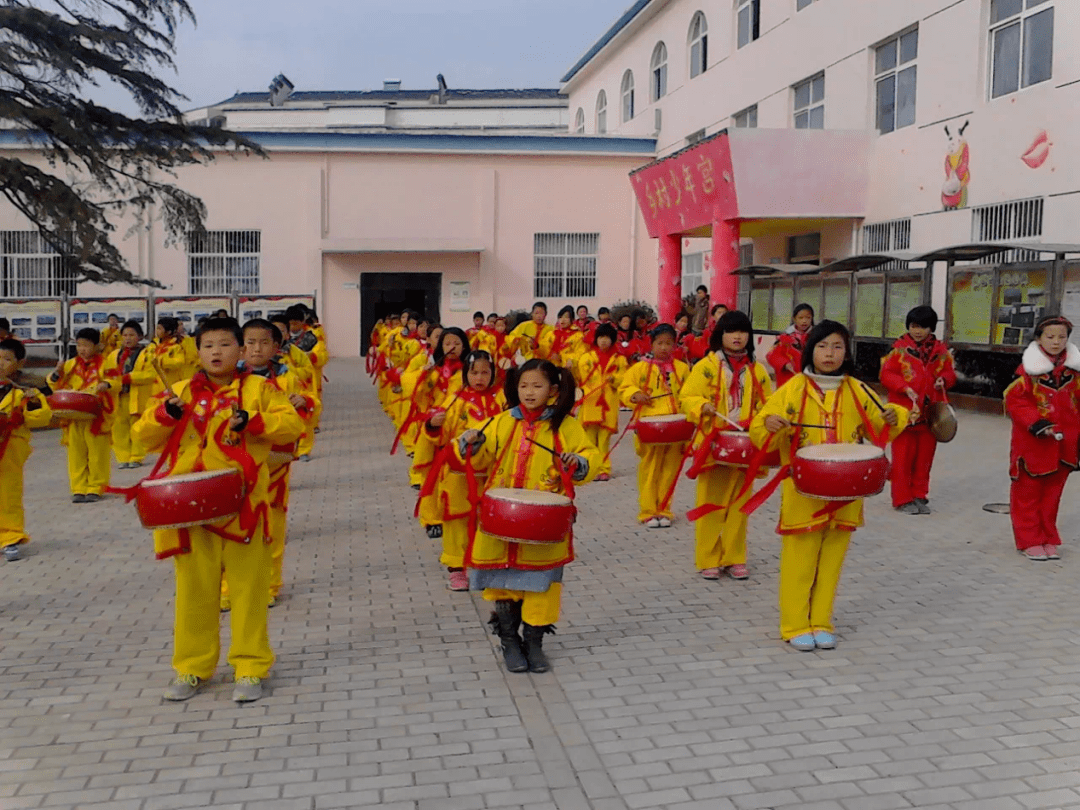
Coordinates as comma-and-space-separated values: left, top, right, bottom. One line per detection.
125, 0, 637, 111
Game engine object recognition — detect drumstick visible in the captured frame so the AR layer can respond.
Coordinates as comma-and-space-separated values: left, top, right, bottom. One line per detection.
790, 422, 830, 429
855, 381, 888, 413
649, 393, 672, 400
525, 436, 559, 457
150, 359, 177, 400
714, 410, 745, 432
0, 376, 42, 393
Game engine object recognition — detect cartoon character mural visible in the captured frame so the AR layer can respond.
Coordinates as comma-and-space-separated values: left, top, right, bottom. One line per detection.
942, 121, 970, 210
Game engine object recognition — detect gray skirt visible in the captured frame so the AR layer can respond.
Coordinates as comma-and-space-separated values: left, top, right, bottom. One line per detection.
469, 566, 564, 593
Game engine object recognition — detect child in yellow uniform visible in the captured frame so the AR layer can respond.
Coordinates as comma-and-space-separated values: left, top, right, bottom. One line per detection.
508, 302, 553, 360
133, 317, 190, 397
749, 321, 906, 651
99, 314, 122, 355
285, 304, 329, 434
270, 315, 319, 461
178, 323, 200, 379
103, 320, 148, 468
618, 324, 690, 528
573, 323, 627, 481
0, 338, 53, 561
399, 323, 444, 474
420, 350, 504, 591
681, 312, 772, 581
458, 359, 600, 673
404, 326, 468, 493
221, 319, 313, 609
539, 306, 585, 367
49, 327, 113, 503
388, 313, 426, 434
132, 317, 302, 703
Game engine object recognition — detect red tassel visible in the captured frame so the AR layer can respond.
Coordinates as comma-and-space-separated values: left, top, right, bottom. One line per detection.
741, 465, 790, 515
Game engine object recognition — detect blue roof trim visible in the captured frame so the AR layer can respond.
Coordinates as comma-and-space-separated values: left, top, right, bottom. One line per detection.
234, 130, 657, 154
215, 88, 565, 106
561, 0, 655, 84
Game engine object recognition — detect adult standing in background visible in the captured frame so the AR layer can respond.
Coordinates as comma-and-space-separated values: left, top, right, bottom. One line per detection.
691, 285, 709, 336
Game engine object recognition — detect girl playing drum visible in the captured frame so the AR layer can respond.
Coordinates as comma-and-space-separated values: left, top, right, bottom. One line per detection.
749, 321, 907, 652
572, 323, 627, 482
458, 359, 600, 674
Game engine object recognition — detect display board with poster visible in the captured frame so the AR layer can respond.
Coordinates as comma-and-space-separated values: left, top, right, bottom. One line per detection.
153, 297, 232, 334
1062, 264, 1080, 328
236, 295, 315, 324
885, 278, 924, 338
948, 268, 994, 345
993, 267, 1048, 346
0, 298, 64, 344
69, 297, 150, 339
854, 277, 885, 338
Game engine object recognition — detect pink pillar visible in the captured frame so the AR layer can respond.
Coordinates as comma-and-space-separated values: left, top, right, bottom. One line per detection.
710, 219, 740, 309
658, 233, 682, 324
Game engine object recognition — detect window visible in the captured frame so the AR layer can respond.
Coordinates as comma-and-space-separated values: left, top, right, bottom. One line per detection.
596, 90, 607, 134
534, 233, 599, 298
990, 0, 1054, 98
875, 29, 918, 133
689, 12, 708, 78
651, 42, 668, 101
574, 108, 584, 134
793, 73, 825, 129
737, 0, 760, 48
0, 231, 76, 297
972, 197, 1044, 262
863, 218, 912, 270
796, 0, 816, 9
187, 230, 260, 295
682, 252, 704, 298
733, 104, 758, 128
787, 233, 821, 264
739, 243, 754, 267
686, 128, 707, 145
621, 71, 635, 122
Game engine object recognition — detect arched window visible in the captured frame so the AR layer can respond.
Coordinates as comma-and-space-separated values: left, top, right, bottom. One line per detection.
596, 90, 607, 134
689, 12, 708, 78
574, 107, 585, 134
651, 42, 668, 101
621, 70, 635, 122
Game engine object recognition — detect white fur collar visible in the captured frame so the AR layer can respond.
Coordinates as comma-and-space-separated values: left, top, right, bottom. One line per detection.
1022, 342, 1080, 376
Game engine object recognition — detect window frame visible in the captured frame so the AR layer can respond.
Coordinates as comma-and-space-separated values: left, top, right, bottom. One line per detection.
186, 229, 261, 296
737, 0, 761, 49
874, 27, 918, 134
0, 230, 76, 298
796, 0, 817, 9
650, 42, 668, 101
989, 0, 1054, 99
793, 72, 825, 129
596, 90, 608, 134
533, 233, 600, 299
689, 11, 708, 78
574, 107, 585, 134
733, 104, 758, 128
620, 70, 635, 123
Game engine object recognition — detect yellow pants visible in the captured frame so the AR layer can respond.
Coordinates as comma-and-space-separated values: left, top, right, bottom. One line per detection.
441, 517, 468, 568
694, 466, 751, 570
634, 439, 685, 521
410, 433, 437, 487
313, 377, 325, 428
778, 528, 852, 640
64, 422, 111, 495
297, 409, 318, 457
223, 465, 290, 601
482, 583, 562, 625
584, 425, 613, 476
111, 398, 146, 464
174, 529, 274, 679
0, 452, 29, 548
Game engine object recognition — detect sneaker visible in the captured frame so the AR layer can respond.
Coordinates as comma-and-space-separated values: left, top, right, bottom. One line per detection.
1022, 546, 1048, 561
789, 633, 817, 651
726, 564, 749, 580
220, 596, 231, 612
84, 493, 102, 503
425, 524, 443, 539
645, 517, 661, 528
596, 473, 611, 482
313, 427, 321, 434
657, 517, 672, 528
163, 673, 202, 701
72, 494, 87, 504
411, 484, 422, 491
3, 545, 21, 562
267, 595, 278, 607
129, 460, 143, 469
915, 498, 931, 515
896, 502, 921, 515
117, 462, 130, 469
1044, 544, 1061, 560
700, 567, 721, 580
232, 676, 263, 703
297, 454, 311, 463
812, 630, 837, 649
448, 570, 469, 591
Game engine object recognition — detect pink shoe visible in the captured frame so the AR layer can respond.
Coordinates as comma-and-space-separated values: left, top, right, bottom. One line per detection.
726, 564, 749, 580
700, 567, 721, 580
596, 473, 611, 482
448, 570, 469, 591
1044, 544, 1061, 560
1022, 546, 1048, 561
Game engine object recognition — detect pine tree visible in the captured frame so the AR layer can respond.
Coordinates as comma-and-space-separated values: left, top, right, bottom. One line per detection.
0, 0, 262, 287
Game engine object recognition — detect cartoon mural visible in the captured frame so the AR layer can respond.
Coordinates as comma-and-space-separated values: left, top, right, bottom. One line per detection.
1021, 130, 1051, 169
942, 121, 970, 210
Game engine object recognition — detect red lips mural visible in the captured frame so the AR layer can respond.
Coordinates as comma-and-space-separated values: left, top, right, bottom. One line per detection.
1022, 130, 1051, 169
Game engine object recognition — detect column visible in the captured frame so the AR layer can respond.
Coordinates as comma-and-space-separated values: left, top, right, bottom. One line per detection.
658, 233, 682, 324
710, 219, 740, 309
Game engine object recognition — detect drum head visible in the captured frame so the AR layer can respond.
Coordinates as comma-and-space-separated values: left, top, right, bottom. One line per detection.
140, 469, 239, 488
640, 415, 686, 424
485, 487, 572, 506
795, 443, 884, 461
927, 403, 958, 443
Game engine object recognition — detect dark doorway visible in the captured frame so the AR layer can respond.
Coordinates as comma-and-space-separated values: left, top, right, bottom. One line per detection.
360, 272, 441, 353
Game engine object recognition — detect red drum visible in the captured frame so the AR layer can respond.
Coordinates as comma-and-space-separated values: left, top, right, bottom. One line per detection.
711, 431, 782, 469
136, 469, 245, 530
792, 444, 889, 501
267, 441, 298, 465
48, 390, 101, 421
636, 414, 695, 444
479, 488, 574, 544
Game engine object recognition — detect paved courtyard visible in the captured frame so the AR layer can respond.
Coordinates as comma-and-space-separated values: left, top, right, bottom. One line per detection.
4, 358, 1080, 810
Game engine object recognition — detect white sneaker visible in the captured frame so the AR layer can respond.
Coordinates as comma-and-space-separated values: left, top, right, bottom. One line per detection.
645, 517, 661, 528
657, 517, 672, 528
232, 676, 263, 702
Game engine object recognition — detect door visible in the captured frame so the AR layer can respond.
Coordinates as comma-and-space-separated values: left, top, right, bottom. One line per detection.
360, 272, 441, 353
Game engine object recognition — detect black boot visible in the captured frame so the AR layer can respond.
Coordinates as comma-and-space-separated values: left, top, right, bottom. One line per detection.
488, 601, 528, 673
522, 623, 555, 673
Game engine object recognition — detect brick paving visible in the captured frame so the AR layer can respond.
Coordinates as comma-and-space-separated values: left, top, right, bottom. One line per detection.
3, 358, 1080, 810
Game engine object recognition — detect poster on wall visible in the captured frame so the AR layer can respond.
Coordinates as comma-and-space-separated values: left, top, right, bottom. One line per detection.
236, 295, 314, 324
1062, 267, 1080, 327
770, 286, 793, 332
69, 297, 150, 338
949, 269, 994, 344
449, 282, 471, 313
886, 280, 923, 338
154, 296, 232, 332
854, 278, 885, 338
994, 268, 1047, 346
822, 278, 851, 324
750, 286, 770, 332
0, 298, 64, 344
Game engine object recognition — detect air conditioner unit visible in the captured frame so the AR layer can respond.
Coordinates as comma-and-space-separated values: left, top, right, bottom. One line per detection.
654, 108, 662, 134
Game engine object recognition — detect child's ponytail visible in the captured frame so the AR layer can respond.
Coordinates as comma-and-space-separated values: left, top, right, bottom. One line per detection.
550, 365, 577, 431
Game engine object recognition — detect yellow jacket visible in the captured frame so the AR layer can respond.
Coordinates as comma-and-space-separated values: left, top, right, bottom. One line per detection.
278, 343, 318, 398
132, 372, 303, 558
102, 344, 149, 417
51, 355, 112, 434
749, 373, 908, 534
129, 337, 190, 402
0, 386, 52, 465
180, 335, 199, 378
680, 353, 773, 474
508, 321, 553, 360
100, 326, 122, 356
459, 408, 600, 570
574, 349, 627, 431
538, 327, 585, 367
618, 358, 690, 417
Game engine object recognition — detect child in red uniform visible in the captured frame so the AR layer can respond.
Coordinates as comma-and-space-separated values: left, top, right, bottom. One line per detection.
767, 303, 814, 389
880, 306, 957, 514
1004, 315, 1080, 561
